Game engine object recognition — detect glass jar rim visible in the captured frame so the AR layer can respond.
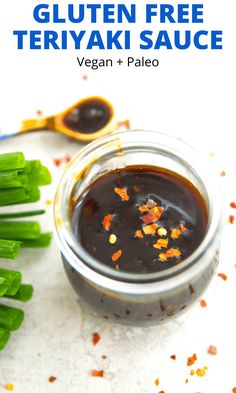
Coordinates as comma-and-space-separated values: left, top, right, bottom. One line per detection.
54, 130, 223, 295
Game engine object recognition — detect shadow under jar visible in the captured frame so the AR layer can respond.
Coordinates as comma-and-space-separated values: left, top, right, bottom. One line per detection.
54, 130, 223, 326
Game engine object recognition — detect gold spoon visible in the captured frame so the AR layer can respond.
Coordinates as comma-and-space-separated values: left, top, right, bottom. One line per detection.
0, 96, 115, 142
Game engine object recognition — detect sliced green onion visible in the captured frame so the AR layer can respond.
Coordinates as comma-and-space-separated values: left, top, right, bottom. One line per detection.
0, 170, 28, 189
0, 327, 10, 351
0, 152, 25, 172
27, 161, 52, 186
4, 284, 33, 302
0, 221, 41, 240
0, 210, 45, 219
0, 269, 22, 296
0, 304, 24, 331
0, 278, 8, 297
21, 232, 52, 248
0, 239, 21, 259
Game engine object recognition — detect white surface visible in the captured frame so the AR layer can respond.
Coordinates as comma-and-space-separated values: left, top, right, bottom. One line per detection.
0, 0, 236, 392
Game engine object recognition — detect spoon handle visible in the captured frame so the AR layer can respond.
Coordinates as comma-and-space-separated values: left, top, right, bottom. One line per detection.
0, 117, 50, 141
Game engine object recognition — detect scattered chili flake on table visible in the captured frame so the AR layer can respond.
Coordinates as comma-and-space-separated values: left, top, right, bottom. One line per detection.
217, 273, 227, 281
229, 215, 235, 224
170, 354, 176, 360
102, 214, 113, 231
208, 345, 217, 355
154, 378, 160, 386
220, 171, 226, 177
200, 299, 207, 308
36, 109, 43, 116
82, 74, 88, 80
53, 158, 62, 167
230, 202, 236, 209
232, 388, 236, 393
48, 376, 57, 383
4, 384, 14, 391
187, 353, 197, 366
91, 370, 104, 377
185, 378, 189, 384
92, 332, 101, 346
65, 155, 72, 163
114, 187, 129, 201
116, 119, 131, 130
101, 355, 107, 359
112, 249, 122, 262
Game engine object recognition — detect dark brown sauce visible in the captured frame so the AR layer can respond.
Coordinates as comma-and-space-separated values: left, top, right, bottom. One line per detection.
72, 166, 208, 273
63, 98, 112, 133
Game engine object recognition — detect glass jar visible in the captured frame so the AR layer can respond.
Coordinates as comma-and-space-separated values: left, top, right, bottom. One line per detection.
54, 130, 223, 326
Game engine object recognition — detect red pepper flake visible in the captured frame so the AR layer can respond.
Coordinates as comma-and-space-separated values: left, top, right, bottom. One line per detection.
53, 158, 62, 167
112, 249, 122, 262
200, 299, 207, 308
102, 214, 113, 231
117, 119, 131, 130
48, 376, 57, 383
232, 388, 236, 393
220, 171, 226, 177
170, 229, 181, 239
139, 205, 149, 212
101, 355, 107, 359
170, 354, 176, 360
185, 378, 189, 384
141, 210, 159, 224
114, 187, 129, 201
135, 230, 144, 239
158, 391, 165, 393
143, 223, 158, 235
92, 332, 101, 346
229, 215, 235, 224
231, 202, 236, 209
187, 353, 197, 366
36, 109, 43, 116
152, 206, 164, 220
159, 253, 168, 262
91, 370, 104, 377
165, 248, 181, 258
179, 223, 187, 232
153, 238, 168, 249
207, 345, 217, 355
154, 378, 160, 386
65, 155, 71, 163
82, 74, 88, 80
217, 273, 227, 281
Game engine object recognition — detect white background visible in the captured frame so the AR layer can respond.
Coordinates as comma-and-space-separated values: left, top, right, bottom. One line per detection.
0, 1, 236, 392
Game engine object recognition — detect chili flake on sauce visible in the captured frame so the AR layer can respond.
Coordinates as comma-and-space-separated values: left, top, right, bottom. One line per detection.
91, 370, 104, 377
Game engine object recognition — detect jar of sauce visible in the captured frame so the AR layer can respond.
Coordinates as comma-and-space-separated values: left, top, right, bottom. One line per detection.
54, 130, 223, 326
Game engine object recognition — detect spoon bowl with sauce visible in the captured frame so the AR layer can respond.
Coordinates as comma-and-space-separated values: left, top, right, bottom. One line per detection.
0, 96, 115, 142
